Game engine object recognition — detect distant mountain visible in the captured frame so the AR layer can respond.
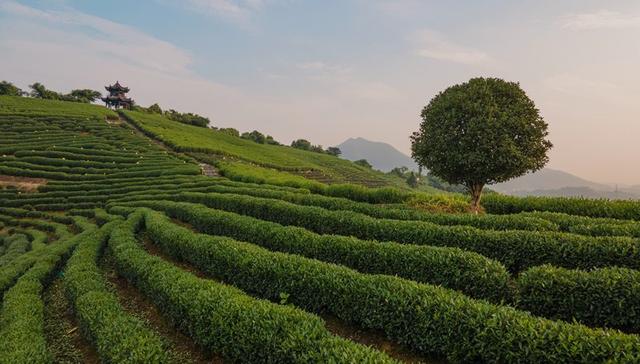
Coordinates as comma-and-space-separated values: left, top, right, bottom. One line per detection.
337, 137, 418, 172
492, 168, 611, 194
493, 168, 640, 200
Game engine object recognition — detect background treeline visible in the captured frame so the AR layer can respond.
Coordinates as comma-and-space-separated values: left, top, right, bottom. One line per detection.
0, 81, 101, 103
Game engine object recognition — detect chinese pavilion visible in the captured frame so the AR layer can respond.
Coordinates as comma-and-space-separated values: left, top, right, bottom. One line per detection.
101, 81, 133, 109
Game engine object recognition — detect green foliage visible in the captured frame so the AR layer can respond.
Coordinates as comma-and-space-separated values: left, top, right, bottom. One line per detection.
64, 221, 171, 363
165, 191, 640, 273
291, 138, 326, 154
68, 89, 102, 103
217, 161, 327, 192
28, 82, 101, 103
0, 81, 24, 96
407, 193, 471, 214
124, 200, 512, 302
240, 130, 280, 145
164, 109, 209, 127
135, 207, 640, 363
388, 166, 409, 178
0, 231, 81, 362
411, 77, 552, 209
517, 265, 640, 333
218, 127, 239, 137
326, 146, 341, 156
0, 234, 30, 267
146, 103, 163, 114
108, 210, 396, 363
517, 211, 640, 238
29, 82, 61, 100
354, 159, 372, 168
406, 171, 419, 188
484, 193, 640, 221
291, 138, 312, 150
109, 181, 556, 232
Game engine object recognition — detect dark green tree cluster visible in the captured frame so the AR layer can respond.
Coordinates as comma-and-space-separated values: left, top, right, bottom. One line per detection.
1, 81, 100, 103
354, 159, 372, 168
218, 128, 240, 137
241, 130, 280, 145
387, 166, 422, 188
0, 81, 25, 96
291, 139, 341, 156
411, 77, 552, 212
143, 103, 210, 128
29, 82, 101, 103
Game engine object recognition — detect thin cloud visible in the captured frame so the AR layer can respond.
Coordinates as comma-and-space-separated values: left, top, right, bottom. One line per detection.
561, 10, 640, 30
0, 0, 237, 116
297, 61, 350, 73
166, 0, 272, 23
415, 30, 491, 65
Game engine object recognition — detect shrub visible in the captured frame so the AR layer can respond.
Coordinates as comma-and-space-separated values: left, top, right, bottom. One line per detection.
172, 192, 640, 272
117, 200, 512, 302
517, 265, 640, 333
107, 210, 396, 363
407, 193, 471, 214
483, 194, 640, 221
64, 221, 171, 363
0, 229, 83, 362
136, 208, 640, 363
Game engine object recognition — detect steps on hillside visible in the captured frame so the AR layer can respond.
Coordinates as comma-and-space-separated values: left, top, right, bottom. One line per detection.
199, 163, 220, 177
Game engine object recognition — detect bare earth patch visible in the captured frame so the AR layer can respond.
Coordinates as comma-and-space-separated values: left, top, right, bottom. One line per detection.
0, 175, 47, 192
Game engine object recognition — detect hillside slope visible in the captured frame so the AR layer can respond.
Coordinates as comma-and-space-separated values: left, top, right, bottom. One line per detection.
122, 110, 402, 187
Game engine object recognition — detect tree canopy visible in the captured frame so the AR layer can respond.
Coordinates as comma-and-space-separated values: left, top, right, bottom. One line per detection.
0, 81, 24, 96
326, 147, 342, 156
354, 159, 372, 168
411, 77, 552, 212
28, 82, 101, 103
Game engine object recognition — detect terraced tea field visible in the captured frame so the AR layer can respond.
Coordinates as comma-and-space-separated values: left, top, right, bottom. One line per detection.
2, 95, 640, 363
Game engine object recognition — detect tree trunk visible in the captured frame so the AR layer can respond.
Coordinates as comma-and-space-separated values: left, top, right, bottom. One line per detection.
469, 183, 484, 214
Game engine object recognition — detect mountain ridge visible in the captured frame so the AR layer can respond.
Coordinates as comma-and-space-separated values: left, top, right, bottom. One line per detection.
337, 136, 639, 199
337, 137, 418, 172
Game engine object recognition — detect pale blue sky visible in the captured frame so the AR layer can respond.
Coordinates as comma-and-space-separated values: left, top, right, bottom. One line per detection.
1, 0, 639, 184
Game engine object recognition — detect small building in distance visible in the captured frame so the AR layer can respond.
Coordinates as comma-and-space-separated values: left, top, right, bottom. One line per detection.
102, 81, 133, 109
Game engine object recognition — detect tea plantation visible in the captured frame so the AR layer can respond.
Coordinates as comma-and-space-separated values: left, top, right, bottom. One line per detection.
1, 95, 640, 363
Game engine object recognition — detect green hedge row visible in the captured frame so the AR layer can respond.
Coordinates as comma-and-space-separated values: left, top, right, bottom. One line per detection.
0, 164, 200, 181
0, 229, 83, 362
108, 210, 397, 363
106, 190, 554, 234
0, 234, 79, 299
517, 265, 640, 333
14, 150, 142, 163
64, 220, 171, 363
0, 234, 30, 267
176, 192, 640, 272
483, 194, 640, 221
151, 182, 558, 232
136, 207, 640, 363
19, 229, 48, 250
518, 211, 640, 238
114, 200, 512, 302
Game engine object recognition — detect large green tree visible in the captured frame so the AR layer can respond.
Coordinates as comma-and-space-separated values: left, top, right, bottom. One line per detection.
411, 77, 552, 212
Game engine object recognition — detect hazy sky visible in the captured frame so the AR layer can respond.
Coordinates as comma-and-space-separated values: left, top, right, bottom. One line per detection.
1, 0, 639, 184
